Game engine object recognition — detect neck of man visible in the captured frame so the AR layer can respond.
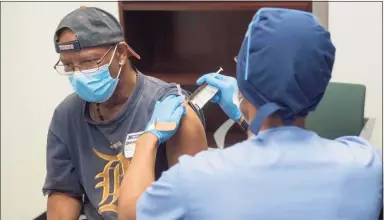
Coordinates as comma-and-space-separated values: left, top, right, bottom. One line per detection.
101, 65, 137, 109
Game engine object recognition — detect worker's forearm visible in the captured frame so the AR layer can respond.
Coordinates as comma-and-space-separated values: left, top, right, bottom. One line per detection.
47, 193, 81, 220
118, 133, 158, 220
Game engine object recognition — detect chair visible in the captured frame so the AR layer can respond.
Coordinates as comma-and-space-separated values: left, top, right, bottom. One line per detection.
214, 82, 375, 149
306, 82, 375, 140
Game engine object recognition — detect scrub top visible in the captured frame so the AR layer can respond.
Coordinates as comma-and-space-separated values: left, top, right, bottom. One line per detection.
137, 126, 382, 220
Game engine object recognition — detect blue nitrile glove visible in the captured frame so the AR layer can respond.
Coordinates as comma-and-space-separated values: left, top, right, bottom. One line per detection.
144, 95, 186, 144
196, 73, 242, 122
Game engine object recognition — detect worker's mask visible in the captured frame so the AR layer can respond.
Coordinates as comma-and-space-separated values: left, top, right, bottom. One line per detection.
233, 92, 242, 109
68, 45, 122, 103
233, 90, 246, 121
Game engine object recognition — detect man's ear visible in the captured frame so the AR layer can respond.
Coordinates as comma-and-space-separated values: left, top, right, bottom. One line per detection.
117, 42, 140, 66
116, 42, 128, 66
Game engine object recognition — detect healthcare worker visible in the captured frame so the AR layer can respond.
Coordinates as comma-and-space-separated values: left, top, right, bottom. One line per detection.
118, 8, 383, 220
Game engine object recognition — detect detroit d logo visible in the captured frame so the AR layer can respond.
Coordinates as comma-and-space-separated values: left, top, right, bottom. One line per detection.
93, 148, 130, 214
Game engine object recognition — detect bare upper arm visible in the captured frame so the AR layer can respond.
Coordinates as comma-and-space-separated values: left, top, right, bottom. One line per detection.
166, 103, 208, 166
47, 192, 82, 220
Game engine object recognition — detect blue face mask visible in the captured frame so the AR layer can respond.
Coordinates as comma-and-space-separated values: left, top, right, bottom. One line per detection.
68, 45, 122, 103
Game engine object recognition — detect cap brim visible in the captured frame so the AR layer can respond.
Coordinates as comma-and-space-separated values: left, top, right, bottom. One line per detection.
127, 45, 140, 60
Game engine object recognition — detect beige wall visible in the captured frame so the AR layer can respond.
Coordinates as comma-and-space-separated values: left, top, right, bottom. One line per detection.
328, 2, 383, 149
1, 2, 118, 219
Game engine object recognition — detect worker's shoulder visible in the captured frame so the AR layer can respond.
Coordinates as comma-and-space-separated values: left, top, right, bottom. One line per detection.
335, 135, 374, 148
332, 136, 382, 167
177, 142, 246, 174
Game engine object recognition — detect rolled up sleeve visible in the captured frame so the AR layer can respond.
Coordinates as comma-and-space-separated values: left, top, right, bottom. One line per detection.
42, 129, 83, 198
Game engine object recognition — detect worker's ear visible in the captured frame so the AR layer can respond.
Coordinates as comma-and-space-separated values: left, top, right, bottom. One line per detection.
240, 97, 253, 123
116, 42, 140, 66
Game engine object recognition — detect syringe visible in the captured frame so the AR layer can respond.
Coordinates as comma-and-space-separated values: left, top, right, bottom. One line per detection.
176, 84, 185, 101
188, 67, 223, 109
213, 67, 224, 76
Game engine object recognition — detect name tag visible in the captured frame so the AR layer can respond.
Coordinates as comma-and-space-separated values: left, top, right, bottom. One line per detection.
124, 131, 144, 158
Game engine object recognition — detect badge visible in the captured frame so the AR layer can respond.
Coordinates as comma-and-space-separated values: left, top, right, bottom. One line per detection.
124, 131, 144, 158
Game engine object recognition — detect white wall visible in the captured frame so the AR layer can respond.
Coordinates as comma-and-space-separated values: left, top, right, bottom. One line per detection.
1, 2, 382, 220
0, 2, 118, 219
328, 2, 383, 149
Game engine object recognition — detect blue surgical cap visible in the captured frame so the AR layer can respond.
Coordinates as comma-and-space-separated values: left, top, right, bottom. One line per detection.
236, 8, 335, 135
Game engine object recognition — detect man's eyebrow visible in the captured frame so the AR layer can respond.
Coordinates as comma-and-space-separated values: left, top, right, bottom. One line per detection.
78, 50, 106, 61
59, 56, 71, 64
59, 48, 109, 64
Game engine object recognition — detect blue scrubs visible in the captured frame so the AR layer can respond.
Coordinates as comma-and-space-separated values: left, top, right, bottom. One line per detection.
137, 126, 382, 220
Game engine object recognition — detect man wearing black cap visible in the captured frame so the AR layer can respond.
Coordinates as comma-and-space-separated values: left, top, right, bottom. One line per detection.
43, 6, 207, 220
118, 8, 382, 220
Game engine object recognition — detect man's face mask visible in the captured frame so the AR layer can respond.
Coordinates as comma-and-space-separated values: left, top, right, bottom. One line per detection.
68, 45, 122, 103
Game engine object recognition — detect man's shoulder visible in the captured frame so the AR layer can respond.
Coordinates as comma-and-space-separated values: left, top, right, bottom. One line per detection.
48, 93, 83, 133
143, 74, 169, 86
54, 93, 82, 114
142, 74, 184, 99
143, 74, 172, 90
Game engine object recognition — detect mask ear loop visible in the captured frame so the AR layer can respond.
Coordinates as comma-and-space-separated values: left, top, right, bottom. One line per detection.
237, 97, 245, 121
239, 97, 244, 105
109, 44, 123, 80
109, 45, 118, 66
114, 65, 123, 80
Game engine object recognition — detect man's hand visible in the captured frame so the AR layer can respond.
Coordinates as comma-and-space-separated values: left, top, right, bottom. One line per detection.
144, 96, 186, 144
197, 73, 242, 122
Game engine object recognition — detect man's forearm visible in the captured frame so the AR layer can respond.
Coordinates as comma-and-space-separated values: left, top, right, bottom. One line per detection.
47, 193, 81, 220
118, 133, 158, 220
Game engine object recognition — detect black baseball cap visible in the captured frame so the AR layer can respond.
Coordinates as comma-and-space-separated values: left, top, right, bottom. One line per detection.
54, 6, 140, 59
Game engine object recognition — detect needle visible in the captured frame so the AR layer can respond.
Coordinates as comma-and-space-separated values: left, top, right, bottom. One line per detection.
213, 67, 223, 77
176, 84, 185, 101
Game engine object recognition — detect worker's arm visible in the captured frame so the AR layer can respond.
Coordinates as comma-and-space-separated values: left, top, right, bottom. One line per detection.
43, 129, 84, 220
136, 161, 185, 220
47, 193, 82, 220
118, 96, 187, 220
166, 102, 208, 166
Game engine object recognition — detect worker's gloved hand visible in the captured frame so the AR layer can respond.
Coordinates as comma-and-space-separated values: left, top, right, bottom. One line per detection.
197, 73, 242, 122
144, 95, 186, 144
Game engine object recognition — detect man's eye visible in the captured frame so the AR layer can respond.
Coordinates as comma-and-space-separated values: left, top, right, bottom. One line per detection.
79, 59, 99, 69
83, 59, 98, 63
58, 61, 69, 66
